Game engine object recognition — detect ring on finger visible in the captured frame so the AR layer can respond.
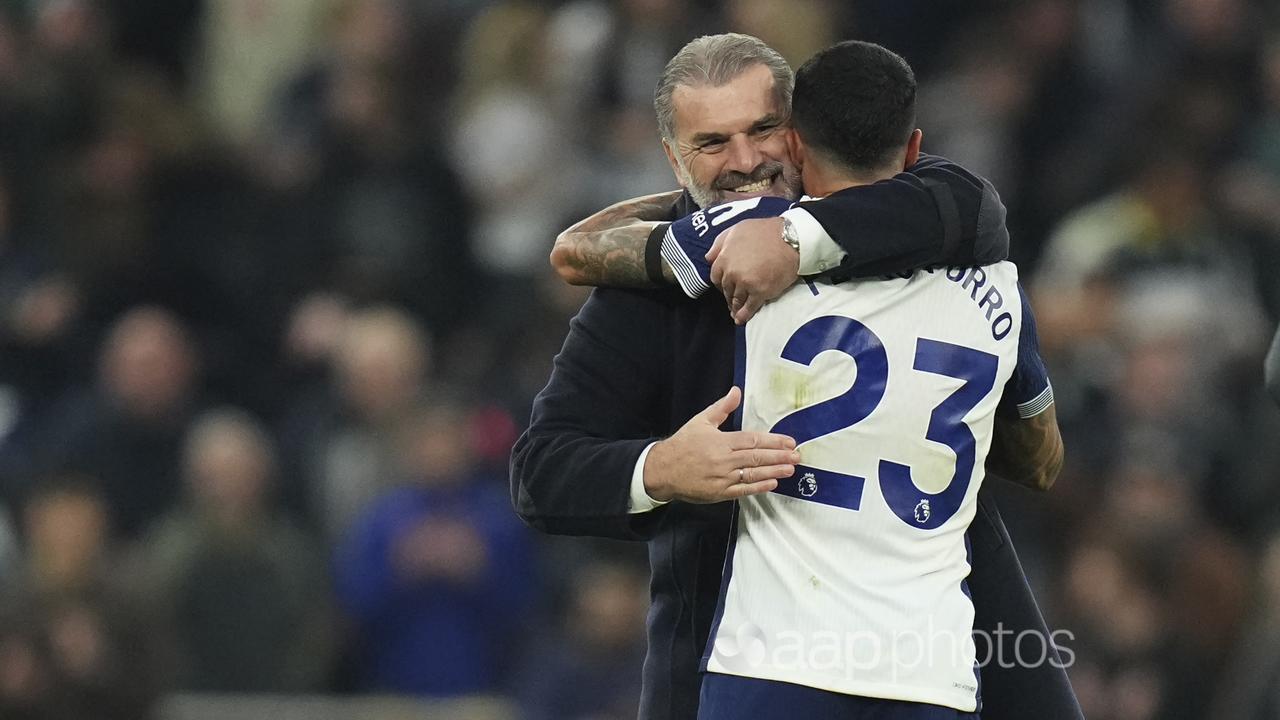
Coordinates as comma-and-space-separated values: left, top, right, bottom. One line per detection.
738, 468, 745, 483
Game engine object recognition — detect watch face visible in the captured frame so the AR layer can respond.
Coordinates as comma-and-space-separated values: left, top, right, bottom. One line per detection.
782, 218, 800, 253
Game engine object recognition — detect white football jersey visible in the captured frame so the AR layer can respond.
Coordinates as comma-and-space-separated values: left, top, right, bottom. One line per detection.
703, 262, 1035, 712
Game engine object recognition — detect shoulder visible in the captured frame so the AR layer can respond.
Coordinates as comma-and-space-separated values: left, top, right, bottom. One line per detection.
570, 286, 693, 330
584, 285, 686, 306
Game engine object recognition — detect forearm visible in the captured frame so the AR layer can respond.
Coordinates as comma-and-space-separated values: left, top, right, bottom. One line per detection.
551, 191, 682, 287
798, 154, 1008, 277
985, 408, 1064, 492
508, 289, 670, 539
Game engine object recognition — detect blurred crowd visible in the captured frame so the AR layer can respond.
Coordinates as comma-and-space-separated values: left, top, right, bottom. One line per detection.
0, 0, 1276, 719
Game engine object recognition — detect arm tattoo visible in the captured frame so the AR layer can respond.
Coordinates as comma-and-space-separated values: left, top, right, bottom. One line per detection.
553, 191, 682, 287
986, 406, 1064, 492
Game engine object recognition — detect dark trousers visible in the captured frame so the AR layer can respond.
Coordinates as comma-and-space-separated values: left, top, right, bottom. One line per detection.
698, 673, 979, 720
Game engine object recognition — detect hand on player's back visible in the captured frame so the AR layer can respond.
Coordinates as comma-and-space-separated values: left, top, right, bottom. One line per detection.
707, 217, 799, 325
643, 386, 798, 504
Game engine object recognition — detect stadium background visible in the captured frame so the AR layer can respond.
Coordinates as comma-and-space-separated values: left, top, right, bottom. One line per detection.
0, 0, 1277, 718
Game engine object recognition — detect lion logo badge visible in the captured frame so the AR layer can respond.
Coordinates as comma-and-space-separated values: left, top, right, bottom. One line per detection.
798, 473, 817, 498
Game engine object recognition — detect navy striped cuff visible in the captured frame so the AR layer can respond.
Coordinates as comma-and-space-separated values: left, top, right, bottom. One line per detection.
661, 226, 712, 298
1016, 384, 1054, 419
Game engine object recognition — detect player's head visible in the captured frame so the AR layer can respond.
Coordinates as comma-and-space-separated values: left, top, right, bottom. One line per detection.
789, 41, 922, 190
654, 33, 803, 208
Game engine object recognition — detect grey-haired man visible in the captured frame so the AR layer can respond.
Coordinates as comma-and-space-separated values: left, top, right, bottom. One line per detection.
513, 34, 1080, 720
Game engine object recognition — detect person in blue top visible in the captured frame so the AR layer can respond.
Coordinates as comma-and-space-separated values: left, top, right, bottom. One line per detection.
336, 402, 533, 695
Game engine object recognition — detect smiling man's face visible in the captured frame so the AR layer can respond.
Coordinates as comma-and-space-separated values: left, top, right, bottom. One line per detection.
663, 63, 802, 208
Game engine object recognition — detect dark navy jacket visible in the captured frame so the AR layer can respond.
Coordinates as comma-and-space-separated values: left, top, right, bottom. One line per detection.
511, 156, 1082, 720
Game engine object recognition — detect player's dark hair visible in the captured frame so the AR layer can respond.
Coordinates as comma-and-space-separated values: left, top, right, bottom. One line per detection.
791, 41, 916, 174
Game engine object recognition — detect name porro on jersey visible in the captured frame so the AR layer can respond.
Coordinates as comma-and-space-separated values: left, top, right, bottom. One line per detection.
880, 266, 1015, 341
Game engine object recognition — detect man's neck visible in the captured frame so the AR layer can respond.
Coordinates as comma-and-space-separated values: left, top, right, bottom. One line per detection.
802, 161, 898, 199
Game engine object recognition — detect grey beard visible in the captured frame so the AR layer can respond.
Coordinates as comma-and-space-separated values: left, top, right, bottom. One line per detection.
681, 165, 803, 208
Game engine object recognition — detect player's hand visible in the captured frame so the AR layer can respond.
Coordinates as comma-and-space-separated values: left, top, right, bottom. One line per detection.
643, 386, 798, 503
707, 217, 799, 325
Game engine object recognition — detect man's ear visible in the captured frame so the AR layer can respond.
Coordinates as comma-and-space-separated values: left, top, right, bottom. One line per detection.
662, 140, 687, 188
786, 129, 805, 173
903, 129, 923, 169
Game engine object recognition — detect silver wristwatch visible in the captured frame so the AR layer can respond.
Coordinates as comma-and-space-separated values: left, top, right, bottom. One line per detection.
781, 215, 801, 254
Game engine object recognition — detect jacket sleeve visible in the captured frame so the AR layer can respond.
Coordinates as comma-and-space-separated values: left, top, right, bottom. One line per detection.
509, 288, 671, 540
969, 491, 1085, 720
799, 153, 1010, 277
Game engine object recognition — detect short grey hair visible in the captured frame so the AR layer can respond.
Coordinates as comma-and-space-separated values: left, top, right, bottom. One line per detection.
654, 33, 794, 142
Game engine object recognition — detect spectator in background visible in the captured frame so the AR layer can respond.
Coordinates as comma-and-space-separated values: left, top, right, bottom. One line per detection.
281, 305, 430, 538
450, 3, 564, 283
274, 291, 353, 404
0, 169, 82, 428
1161, 529, 1250, 720
440, 273, 593, 420
39, 57, 202, 338
1031, 148, 1266, 449
1056, 440, 1250, 720
268, 0, 477, 338
7, 478, 156, 719
25, 0, 115, 151
1057, 541, 1164, 720
916, 39, 1034, 216
724, 0, 835, 67
540, 0, 688, 212
1213, 530, 1280, 719
1027, 161, 1267, 716
333, 400, 534, 697
1157, 0, 1258, 102
0, 603, 57, 720
20, 479, 112, 600
139, 408, 333, 692
24, 307, 202, 539
1222, 35, 1280, 317
193, 0, 337, 150
1034, 146, 1253, 314
516, 560, 647, 720
1031, 147, 1275, 530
